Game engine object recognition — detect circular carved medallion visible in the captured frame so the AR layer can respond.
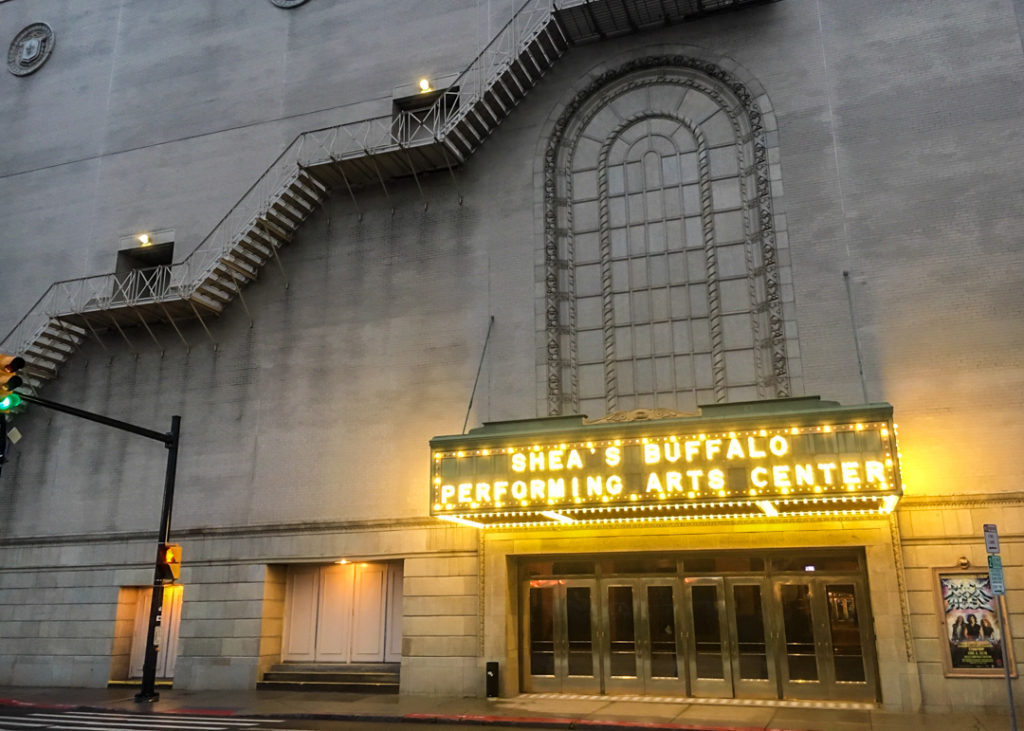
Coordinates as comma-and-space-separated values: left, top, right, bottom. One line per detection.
8, 22, 55, 76
270, 0, 308, 7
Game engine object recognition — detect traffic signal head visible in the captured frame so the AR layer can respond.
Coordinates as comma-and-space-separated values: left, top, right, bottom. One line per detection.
0, 355, 24, 409
156, 542, 182, 582
0, 355, 24, 413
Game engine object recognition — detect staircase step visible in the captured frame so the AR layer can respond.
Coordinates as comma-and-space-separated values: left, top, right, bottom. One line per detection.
259, 215, 296, 240
195, 282, 233, 304
268, 201, 304, 228
226, 246, 267, 269
261, 671, 396, 683
189, 292, 224, 314
287, 179, 324, 208
42, 323, 86, 347
217, 258, 258, 282
268, 662, 399, 673
258, 662, 399, 694
236, 235, 274, 258
256, 679, 398, 694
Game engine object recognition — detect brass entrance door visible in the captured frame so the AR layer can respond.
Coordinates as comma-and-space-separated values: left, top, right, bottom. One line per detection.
520, 552, 878, 702
683, 577, 777, 698
523, 578, 600, 693
685, 577, 732, 697
726, 579, 777, 698
774, 577, 877, 701
601, 579, 683, 694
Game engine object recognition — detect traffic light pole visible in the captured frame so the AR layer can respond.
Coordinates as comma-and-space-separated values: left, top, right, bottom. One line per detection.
136, 414, 180, 702
11, 392, 180, 703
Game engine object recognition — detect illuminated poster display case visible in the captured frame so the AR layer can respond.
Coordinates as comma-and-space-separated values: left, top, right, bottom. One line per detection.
934, 568, 1016, 678
430, 397, 902, 529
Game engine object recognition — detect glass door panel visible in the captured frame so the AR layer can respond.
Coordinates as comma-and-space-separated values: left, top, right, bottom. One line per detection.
607, 585, 637, 677
778, 581, 822, 697
566, 586, 595, 677
561, 580, 600, 693
686, 580, 732, 697
647, 585, 679, 680
822, 581, 877, 701
727, 580, 777, 698
602, 583, 640, 693
526, 584, 556, 688
641, 581, 684, 695
827, 584, 864, 682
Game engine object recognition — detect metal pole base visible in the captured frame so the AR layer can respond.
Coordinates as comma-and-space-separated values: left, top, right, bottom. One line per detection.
134, 690, 160, 703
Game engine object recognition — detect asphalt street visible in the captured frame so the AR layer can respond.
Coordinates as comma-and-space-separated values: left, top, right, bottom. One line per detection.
0, 707, 574, 731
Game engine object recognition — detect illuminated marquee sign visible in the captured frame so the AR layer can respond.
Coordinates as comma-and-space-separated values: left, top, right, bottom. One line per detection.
429, 401, 902, 528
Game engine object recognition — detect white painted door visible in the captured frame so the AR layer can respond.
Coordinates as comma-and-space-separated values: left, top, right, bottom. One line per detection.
350, 562, 386, 662
129, 585, 184, 679
315, 563, 356, 661
282, 562, 402, 663
282, 566, 320, 661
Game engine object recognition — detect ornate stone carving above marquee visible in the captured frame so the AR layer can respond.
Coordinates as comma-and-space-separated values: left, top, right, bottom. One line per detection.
7, 23, 54, 77
585, 408, 697, 424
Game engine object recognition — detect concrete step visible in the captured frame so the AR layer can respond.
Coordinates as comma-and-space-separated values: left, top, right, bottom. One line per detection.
267, 662, 400, 673
255, 679, 398, 693
258, 662, 399, 694
261, 670, 396, 683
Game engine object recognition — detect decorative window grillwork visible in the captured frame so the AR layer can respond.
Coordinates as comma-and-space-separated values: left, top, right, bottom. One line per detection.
543, 57, 791, 417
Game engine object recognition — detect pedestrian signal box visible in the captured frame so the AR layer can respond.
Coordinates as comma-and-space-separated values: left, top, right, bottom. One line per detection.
157, 543, 182, 582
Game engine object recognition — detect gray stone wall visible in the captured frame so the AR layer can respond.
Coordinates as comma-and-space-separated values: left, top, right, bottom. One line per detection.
0, 0, 518, 337
0, 0, 1021, 708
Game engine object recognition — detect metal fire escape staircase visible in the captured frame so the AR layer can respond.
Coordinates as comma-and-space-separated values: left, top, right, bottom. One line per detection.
0, 0, 765, 393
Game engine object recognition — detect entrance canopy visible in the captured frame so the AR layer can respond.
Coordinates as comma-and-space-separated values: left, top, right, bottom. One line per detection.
429, 397, 902, 528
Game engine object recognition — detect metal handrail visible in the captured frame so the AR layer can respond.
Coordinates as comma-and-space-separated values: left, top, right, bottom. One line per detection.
0, 0, 558, 361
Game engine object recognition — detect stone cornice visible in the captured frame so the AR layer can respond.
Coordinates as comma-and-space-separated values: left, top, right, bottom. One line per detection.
0, 516, 436, 548
896, 492, 1024, 510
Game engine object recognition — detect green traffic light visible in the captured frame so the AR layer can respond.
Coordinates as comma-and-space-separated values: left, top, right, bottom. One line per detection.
0, 393, 21, 412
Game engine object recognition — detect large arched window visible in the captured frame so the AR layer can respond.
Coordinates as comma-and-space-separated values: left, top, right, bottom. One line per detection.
542, 56, 795, 417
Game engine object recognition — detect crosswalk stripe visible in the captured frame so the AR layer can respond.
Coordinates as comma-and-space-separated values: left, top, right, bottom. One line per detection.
36, 712, 268, 727
29, 714, 247, 730
0, 720, 48, 728
23, 712, 280, 731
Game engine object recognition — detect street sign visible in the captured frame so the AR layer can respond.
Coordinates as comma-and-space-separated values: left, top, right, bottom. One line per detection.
988, 554, 1006, 595
984, 524, 1000, 554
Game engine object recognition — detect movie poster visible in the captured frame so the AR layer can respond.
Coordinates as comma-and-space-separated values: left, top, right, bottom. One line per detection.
937, 570, 1015, 677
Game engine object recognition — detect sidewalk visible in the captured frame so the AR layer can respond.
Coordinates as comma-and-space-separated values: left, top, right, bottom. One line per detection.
0, 686, 1018, 730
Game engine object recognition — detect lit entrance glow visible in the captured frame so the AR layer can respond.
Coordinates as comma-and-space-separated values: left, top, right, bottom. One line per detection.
520, 550, 879, 701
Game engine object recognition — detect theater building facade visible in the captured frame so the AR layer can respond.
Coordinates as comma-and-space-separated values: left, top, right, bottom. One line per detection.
0, 0, 1022, 716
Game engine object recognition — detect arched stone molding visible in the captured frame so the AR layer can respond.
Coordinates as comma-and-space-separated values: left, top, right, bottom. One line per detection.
535, 46, 798, 417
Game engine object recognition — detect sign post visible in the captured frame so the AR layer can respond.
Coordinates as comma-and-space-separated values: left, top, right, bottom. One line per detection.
985, 524, 1017, 731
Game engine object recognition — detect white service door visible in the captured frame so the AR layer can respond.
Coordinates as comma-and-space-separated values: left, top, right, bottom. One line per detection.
130, 585, 183, 679
282, 566, 320, 661
315, 563, 356, 661
283, 562, 400, 663
350, 563, 387, 662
